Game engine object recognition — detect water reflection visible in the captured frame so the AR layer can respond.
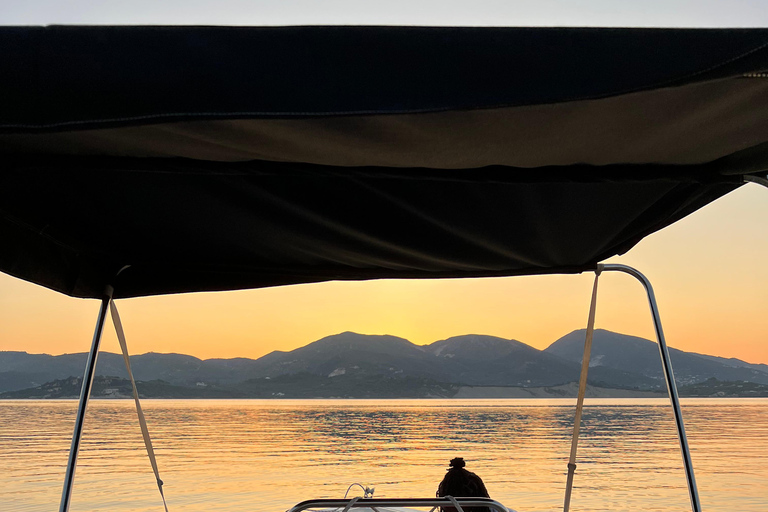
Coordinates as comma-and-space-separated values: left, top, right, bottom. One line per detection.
0, 399, 766, 512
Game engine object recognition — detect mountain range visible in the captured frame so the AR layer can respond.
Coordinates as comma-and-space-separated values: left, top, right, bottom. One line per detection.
2, 329, 768, 397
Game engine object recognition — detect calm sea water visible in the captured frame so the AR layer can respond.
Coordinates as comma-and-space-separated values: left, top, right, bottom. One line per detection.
1, 398, 766, 512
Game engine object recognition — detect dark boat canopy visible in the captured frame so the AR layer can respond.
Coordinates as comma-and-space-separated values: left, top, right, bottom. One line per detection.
2, 26, 768, 299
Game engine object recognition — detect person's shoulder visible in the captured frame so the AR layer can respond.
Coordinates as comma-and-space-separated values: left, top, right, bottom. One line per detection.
465, 471, 490, 496
467, 470, 485, 484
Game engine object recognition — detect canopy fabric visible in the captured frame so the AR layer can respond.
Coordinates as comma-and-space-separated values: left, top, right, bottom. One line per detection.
1, 26, 767, 299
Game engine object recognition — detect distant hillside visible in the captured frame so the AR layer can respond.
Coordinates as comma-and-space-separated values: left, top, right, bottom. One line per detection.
677, 378, 768, 397
0, 374, 458, 399
3, 329, 768, 397
5, 374, 765, 399
545, 329, 768, 386
233, 373, 459, 398
425, 334, 581, 386
0, 349, 337, 392
251, 332, 586, 387
691, 353, 768, 374
0, 376, 240, 399
245, 332, 442, 380
0, 350, 246, 391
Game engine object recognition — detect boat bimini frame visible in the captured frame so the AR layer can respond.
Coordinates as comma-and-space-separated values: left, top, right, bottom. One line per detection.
59, 263, 704, 512
562, 264, 701, 512
60, 286, 169, 512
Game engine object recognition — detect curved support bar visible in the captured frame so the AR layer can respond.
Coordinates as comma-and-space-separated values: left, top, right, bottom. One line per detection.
601, 264, 701, 512
744, 174, 768, 189
288, 498, 509, 512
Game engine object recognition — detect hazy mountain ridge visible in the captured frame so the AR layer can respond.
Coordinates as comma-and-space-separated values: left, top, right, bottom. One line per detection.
3, 329, 768, 396
691, 353, 768, 374
242, 332, 441, 381
545, 329, 768, 386
426, 334, 582, 386
0, 351, 247, 391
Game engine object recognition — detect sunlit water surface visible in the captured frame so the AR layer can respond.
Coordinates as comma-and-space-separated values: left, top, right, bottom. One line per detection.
1, 399, 766, 512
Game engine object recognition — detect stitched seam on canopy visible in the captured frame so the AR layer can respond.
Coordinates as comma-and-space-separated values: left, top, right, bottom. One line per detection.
0, 107, 465, 130
660, 39, 768, 84
0, 207, 82, 256
3, 45, 768, 133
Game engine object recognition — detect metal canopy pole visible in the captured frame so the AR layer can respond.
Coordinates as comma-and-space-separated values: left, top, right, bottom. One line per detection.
59, 289, 113, 512
601, 264, 702, 512
744, 174, 768, 189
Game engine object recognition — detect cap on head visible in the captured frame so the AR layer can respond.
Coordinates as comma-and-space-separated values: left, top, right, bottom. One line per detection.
449, 457, 466, 468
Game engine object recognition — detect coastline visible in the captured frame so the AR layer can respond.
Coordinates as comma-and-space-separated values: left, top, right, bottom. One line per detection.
453, 382, 663, 399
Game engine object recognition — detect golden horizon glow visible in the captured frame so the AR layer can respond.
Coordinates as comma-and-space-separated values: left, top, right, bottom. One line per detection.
1, 185, 767, 364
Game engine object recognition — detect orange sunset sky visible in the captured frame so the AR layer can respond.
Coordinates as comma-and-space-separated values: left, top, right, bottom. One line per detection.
1, 184, 767, 364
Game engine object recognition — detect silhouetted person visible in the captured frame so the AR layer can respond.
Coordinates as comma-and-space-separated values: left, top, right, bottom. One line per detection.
437, 457, 491, 512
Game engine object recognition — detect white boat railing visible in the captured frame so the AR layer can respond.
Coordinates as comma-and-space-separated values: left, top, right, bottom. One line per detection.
288, 497, 510, 512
